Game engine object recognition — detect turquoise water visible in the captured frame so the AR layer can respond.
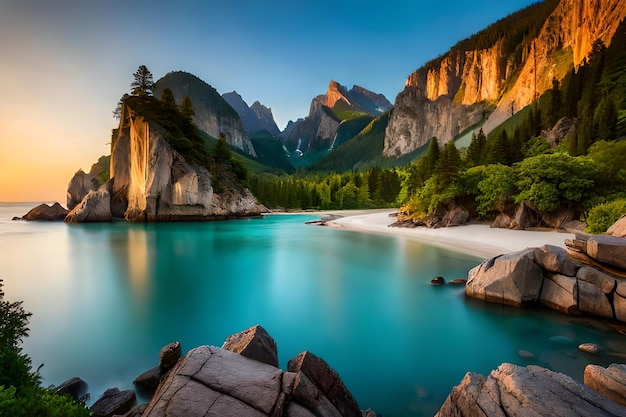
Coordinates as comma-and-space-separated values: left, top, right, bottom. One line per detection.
1, 203, 626, 416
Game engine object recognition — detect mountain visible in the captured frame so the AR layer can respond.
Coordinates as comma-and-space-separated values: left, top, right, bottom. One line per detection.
154, 72, 256, 157
281, 81, 392, 155
384, 0, 626, 158
222, 91, 281, 136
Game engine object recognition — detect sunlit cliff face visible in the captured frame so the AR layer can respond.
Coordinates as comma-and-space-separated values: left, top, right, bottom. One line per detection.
386, 0, 626, 158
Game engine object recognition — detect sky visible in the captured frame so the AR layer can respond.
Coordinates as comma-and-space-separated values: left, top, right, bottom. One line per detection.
0, 0, 539, 203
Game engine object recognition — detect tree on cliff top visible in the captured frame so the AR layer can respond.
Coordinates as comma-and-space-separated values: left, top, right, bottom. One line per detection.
131, 65, 154, 97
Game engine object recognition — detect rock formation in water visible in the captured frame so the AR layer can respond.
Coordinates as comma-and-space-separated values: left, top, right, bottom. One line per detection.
435, 362, 626, 416
66, 98, 266, 223
19, 203, 69, 221
466, 231, 626, 322
281, 81, 391, 154
130, 325, 372, 417
384, 0, 626, 157
153, 71, 256, 157
222, 91, 281, 136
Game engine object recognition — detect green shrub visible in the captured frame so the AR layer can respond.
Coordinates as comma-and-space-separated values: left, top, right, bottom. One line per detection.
585, 199, 626, 234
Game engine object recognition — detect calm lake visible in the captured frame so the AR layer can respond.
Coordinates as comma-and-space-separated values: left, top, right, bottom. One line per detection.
1, 202, 625, 416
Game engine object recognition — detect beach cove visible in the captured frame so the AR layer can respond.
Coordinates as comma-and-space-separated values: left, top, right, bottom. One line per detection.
2, 204, 625, 416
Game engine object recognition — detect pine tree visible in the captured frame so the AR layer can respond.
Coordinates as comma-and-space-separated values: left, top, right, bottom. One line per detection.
547, 77, 563, 126
160, 88, 176, 108
180, 96, 195, 120
466, 128, 487, 167
130, 65, 154, 97
486, 130, 509, 165
594, 95, 618, 141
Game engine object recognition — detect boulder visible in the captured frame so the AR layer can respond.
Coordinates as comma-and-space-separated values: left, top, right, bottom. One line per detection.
67, 169, 100, 210
466, 248, 544, 307
449, 278, 468, 285
222, 325, 278, 367
54, 377, 88, 402
441, 205, 469, 227
133, 366, 161, 391
90, 387, 136, 417
512, 200, 541, 229
159, 341, 182, 370
533, 244, 579, 277
64, 185, 112, 223
490, 212, 512, 229
22, 203, 68, 221
578, 280, 614, 319
435, 363, 626, 417
288, 351, 361, 417
614, 293, 626, 322
607, 215, 626, 238
538, 274, 579, 315
584, 363, 626, 406
143, 345, 283, 417
577, 266, 617, 295
587, 235, 626, 270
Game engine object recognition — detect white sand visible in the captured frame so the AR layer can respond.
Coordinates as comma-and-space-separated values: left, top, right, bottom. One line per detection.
326, 209, 576, 259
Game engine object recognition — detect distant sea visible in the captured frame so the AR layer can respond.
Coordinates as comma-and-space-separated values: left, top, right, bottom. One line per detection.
1, 202, 625, 416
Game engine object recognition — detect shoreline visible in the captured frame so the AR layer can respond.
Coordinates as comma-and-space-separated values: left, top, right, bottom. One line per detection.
307, 209, 576, 259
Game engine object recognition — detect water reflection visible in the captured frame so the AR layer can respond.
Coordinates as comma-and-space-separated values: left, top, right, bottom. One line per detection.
0, 213, 625, 417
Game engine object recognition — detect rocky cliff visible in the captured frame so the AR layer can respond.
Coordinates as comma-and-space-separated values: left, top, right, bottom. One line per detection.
223, 91, 281, 136
66, 100, 266, 222
154, 72, 256, 157
384, 0, 626, 157
282, 81, 391, 154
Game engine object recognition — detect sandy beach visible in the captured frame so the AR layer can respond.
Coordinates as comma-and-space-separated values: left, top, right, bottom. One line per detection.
321, 209, 576, 259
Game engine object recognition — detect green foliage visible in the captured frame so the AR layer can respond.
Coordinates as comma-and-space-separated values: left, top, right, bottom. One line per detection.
475, 164, 516, 217
0, 279, 37, 391
466, 129, 487, 167
90, 155, 110, 185
0, 386, 91, 417
0, 281, 91, 416
585, 199, 626, 234
514, 153, 596, 212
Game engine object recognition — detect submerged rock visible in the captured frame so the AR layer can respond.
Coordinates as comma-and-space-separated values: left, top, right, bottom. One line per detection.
579, 343, 602, 355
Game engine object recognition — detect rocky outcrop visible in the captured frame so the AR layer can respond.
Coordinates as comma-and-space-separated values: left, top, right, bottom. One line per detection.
491, 199, 577, 230
20, 203, 68, 221
435, 363, 626, 417
223, 91, 281, 136
153, 71, 256, 156
384, 0, 626, 158
282, 81, 391, 154
65, 183, 112, 223
66, 170, 100, 211
134, 342, 182, 393
67, 101, 266, 223
141, 325, 367, 417
466, 241, 626, 321
324, 81, 391, 115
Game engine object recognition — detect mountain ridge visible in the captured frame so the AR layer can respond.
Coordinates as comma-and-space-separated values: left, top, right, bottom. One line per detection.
384, 0, 626, 157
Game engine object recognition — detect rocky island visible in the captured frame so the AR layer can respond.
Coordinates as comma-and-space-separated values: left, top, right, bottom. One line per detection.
62, 95, 266, 223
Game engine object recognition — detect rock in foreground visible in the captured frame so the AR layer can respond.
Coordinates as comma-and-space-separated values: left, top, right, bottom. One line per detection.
142, 325, 366, 417
435, 363, 626, 417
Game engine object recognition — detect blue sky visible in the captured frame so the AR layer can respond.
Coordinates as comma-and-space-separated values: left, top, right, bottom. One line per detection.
0, 0, 538, 202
